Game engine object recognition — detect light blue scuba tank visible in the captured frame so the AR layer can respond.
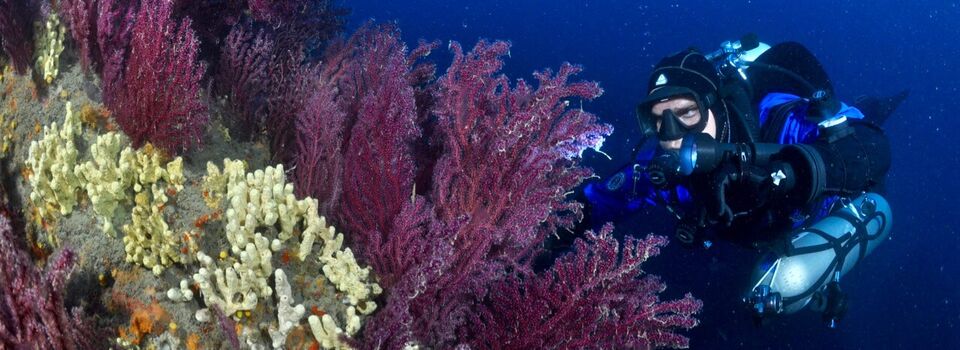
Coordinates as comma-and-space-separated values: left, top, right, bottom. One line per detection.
746, 192, 892, 315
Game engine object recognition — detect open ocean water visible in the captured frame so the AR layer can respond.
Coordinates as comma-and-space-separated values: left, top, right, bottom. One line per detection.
346, 1, 960, 348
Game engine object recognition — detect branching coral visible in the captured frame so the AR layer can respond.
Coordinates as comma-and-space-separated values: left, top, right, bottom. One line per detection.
162, 0, 347, 149
183, 159, 381, 348
308, 306, 360, 350
319, 248, 382, 314
122, 181, 183, 276
96, 0, 137, 77
293, 61, 346, 213
265, 48, 321, 164
34, 8, 66, 84
15, 7, 703, 347
74, 131, 135, 235
170, 0, 246, 63
27, 102, 83, 236
267, 269, 306, 348
334, 25, 424, 243
192, 249, 265, 317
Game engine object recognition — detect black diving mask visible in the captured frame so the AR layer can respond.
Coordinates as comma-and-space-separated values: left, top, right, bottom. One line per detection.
637, 88, 714, 143
655, 103, 710, 142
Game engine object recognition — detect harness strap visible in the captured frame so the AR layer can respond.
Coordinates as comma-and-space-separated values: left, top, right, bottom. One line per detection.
779, 206, 887, 305
761, 99, 807, 143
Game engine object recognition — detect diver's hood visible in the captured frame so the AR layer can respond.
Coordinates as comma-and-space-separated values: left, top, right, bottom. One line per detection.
636, 51, 724, 139
641, 51, 721, 107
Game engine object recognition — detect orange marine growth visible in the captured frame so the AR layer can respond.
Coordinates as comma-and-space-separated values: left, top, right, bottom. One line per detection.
79, 103, 111, 129
20, 166, 32, 181
310, 305, 326, 318
185, 333, 201, 350
120, 307, 157, 345
194, 213, 211, 228
28, 239, 49, 263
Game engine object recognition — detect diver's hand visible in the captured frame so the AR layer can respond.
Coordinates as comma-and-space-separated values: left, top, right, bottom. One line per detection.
646, 150, 682, 189
708, 163, 739, 226
708, 162, 783, 226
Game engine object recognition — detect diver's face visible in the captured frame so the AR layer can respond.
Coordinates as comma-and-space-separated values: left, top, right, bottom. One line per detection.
650, 96, 716, 150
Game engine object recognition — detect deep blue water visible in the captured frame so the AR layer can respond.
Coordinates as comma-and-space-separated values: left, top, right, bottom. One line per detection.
347, 1, 960, 348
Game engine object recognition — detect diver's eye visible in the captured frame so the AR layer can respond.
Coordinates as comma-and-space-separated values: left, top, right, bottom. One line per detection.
678, 108, 697, 119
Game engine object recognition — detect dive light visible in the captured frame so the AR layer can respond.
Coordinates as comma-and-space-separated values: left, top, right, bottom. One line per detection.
678, 133, 786, 175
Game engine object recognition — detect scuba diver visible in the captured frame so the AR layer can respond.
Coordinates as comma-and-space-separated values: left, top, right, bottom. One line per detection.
563, 35, 908, 327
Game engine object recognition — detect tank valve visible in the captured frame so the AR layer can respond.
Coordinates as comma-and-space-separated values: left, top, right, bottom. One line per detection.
745, 285, 782, 325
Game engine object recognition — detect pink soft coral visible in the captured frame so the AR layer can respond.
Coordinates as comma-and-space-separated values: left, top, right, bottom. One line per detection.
290, 24, 699, 348
0, 213, 103, 349
0, 0, 37, 74
471, 225, 702, 349
103, 0, 208, 154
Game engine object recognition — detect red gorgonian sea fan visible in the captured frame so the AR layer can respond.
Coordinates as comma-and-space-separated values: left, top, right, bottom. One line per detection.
0, 0, 37, 74
470, 225, 703, 349
290, 24, 701, 348
103, 0, 208, 154
214, 23, 274, 141
60, 0, 137, 76
60, 0, 97, 72
247, 0, 348, 58
0, 213, 103, 349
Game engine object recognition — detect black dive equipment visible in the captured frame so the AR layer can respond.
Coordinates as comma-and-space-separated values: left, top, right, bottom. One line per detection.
705, 33, 762, 81
658, 109, 697, 141
634, 38, 896, 328
646, 150, 682, 188
678, 133, 786, 176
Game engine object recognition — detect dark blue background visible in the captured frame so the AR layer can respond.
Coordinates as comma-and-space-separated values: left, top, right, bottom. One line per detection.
347, 1, 960, 348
